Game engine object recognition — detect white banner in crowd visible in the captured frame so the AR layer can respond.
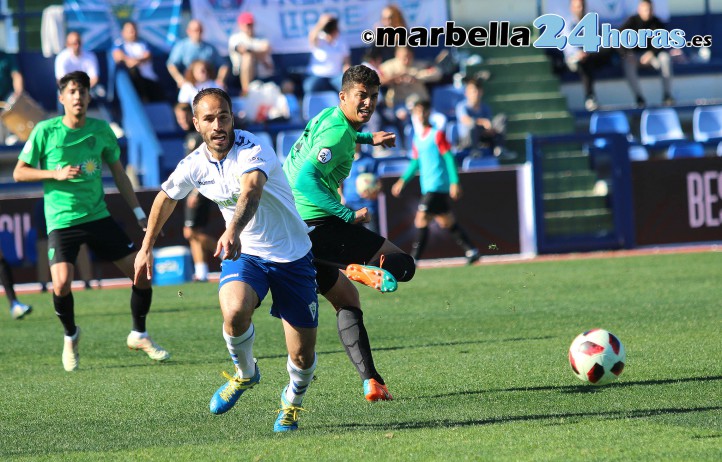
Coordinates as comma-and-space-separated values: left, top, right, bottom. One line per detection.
543, 0, 669, 26
65, 0, 183, 52
190, 0, 449, 55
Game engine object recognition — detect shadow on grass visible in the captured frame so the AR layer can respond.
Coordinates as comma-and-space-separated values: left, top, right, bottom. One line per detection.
418, 375, 722, 399
327, 405, 722, 431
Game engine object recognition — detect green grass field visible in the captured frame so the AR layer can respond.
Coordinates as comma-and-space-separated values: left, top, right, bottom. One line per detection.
1, 252, 720, 461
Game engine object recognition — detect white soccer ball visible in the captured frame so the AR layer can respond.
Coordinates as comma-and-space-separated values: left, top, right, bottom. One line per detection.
568, 329, 626, 385
355, 173, 381, 200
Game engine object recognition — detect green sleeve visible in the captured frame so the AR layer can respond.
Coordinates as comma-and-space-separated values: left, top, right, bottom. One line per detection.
400, 158, 420, 183
442, 151, 459, 184
17, 123, 44, 166
356, 132, 374, 144
296, 161, 355, 223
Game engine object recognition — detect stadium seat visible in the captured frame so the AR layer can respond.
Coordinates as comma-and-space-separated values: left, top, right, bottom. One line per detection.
376, 158, 410, 177
255, 131, 274, 150
445, 121, 459, 146
640, 108, 685, 146
590, 111, 631, 137
276, 129, 304, 163
628, 144, 649, 161
717, 141, 722, 156
143, 102, 181, 136
692, 105, 722, 142
158, 137, 187, 172
230, 96, 245, 115
302, 91, 338, 121
431, 85, 465, 119
461, 155, 499, 171
666, 141, 705, 159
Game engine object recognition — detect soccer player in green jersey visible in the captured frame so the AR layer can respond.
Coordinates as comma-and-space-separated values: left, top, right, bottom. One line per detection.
283, 65, 416, 401
13, 71, 169, 371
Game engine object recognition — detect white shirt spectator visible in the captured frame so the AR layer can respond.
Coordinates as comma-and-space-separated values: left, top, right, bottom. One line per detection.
55, 48, 98, 81
113, 39, 157, 81
228, 31, 274, 80
177, 79, 222, 105
307, 32, 349, 78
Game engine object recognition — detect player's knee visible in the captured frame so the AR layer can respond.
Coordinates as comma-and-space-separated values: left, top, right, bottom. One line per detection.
289, 349, 316, 370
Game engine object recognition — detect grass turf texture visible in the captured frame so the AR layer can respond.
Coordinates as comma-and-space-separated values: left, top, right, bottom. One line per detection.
1, 252, 720, 461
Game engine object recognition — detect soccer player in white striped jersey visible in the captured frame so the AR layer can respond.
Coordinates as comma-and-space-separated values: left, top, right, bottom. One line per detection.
134, 88, 317, 432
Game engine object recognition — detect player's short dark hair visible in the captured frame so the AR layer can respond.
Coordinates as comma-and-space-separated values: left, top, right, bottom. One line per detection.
58, 71, 90, 92
341, 65, 380, 92
640, 0, 652, 5
192, 87, 233, 115
322, 17, 339, 35
413, 99, 431, 110
463, 76, 484, 90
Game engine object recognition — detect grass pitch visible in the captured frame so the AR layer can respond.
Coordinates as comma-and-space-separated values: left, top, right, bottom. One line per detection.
1, 252, 720, 461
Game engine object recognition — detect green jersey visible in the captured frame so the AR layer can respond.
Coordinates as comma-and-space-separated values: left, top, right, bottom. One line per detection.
18, 117, 121, 233
283, 106, 372, 222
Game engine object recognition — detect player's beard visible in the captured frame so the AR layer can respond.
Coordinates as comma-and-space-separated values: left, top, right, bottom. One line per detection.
204, 127, 233, 157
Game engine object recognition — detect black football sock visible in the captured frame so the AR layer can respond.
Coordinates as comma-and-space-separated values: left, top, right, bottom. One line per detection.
336, 306, 384, 384
449, 222, 474, 252
368, 252, 416, 282
53, 293, 76, 336
410, 226, 429, 261
0, 257, 17, 303
130, 285, 152, 332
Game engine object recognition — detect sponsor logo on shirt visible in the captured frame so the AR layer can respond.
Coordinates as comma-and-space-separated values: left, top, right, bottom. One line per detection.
317, 148, 332, 164
198, 179, 215, 185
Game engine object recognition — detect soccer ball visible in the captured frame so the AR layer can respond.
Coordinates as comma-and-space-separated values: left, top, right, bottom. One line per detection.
568, 329, 626, 385
356, 173, 381, 200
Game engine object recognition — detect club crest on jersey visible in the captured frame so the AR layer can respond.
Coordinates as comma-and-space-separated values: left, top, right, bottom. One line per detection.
317, 148, 332, 164
308, 301, 318, 320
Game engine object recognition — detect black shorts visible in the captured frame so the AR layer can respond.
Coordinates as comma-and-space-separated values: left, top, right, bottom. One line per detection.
48, 216, 136, 265
305, 216, 386, 294
184, 193, 213, 229
419, 192, 452, 216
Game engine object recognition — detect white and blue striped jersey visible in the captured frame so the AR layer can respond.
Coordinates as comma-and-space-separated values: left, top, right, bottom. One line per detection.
162, 129, 312, 263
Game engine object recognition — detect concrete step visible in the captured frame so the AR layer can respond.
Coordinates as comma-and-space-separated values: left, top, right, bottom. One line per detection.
543, 209, 614, 236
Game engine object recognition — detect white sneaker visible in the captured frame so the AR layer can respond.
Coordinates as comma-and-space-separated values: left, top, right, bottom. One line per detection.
62, 327, 81, 372
127, 333, 170, 361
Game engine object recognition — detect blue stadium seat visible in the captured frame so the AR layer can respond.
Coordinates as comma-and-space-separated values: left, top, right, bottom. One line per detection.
628, 144, 649, 161
461, 155, 499, 171
255, 131, 275, 151
302, 91, 338, 121
431, 85, 465, 119
276, 129, 304, 163
692, 105, 722, 142
590, 111, 630, 136
158, 137, 187, 173
445, 121, 459, 146
376, 158, 411, 177
230, 96, 245, 115
143, 102, 181, 136
640, 108, 685, 146
0, 231, 20, 266
666, 141, 705, 159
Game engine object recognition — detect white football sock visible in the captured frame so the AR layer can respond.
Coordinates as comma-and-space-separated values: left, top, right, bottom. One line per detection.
195, 263, 208, 280
285, 354, 316, 405
223, 324, 255, 378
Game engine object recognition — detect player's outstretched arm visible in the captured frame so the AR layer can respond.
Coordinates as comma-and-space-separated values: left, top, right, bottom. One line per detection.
215, 170, 266, 261
134, 191, 178, 284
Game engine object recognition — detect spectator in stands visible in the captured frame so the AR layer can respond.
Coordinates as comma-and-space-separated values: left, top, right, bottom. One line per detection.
620, 0, 675, 107
112, 21, 162, 102
372, 5, 408, 63
177, 60, 221, 105
379, 46, 442, 126
228, 12, 274, 96
55, 31, 104, 98
0, 47, 24, 144
303, 14, 350, 94
166, 20, 227, 90
563, 0, 615, 111
0, 247, 32, 320
455, 77, 508, 157
391, 99, 480, 264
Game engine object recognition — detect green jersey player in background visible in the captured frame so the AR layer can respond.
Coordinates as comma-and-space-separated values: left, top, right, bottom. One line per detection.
283, 65, 416, 401
14, 71, 169, 371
